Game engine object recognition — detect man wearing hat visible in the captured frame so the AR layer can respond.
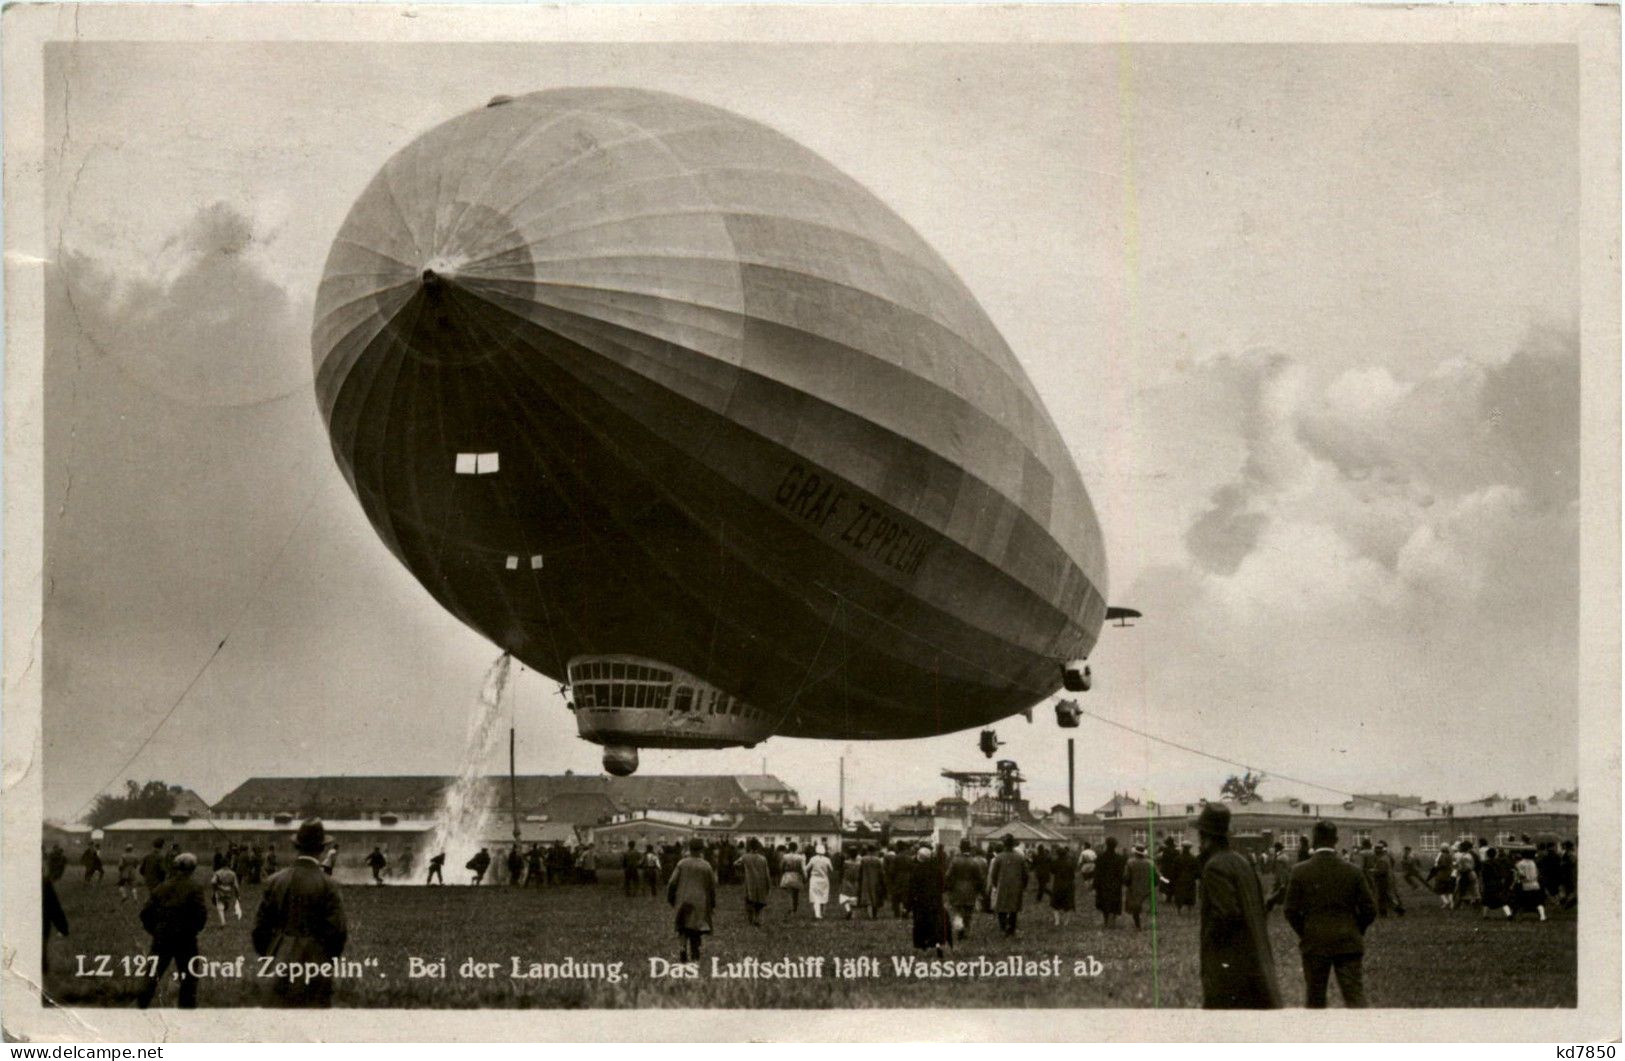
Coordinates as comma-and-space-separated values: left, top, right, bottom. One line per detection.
137, 852, 209, 1009
1283, 820, 1375, 1007
989, 834, 1029, 936
1194, 803, 1281, 1009
253, 819, 349, 1007
1124, 844, 1162, 931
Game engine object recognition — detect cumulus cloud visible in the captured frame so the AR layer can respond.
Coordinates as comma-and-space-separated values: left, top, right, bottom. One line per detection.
58, 201, 309, 409
1113, 328, 1579, 801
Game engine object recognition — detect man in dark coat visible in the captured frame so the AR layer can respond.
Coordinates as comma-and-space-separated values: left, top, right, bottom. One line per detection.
946, 840, 986, 940
253, 820, 348, 1007
1283, 820, 1376, 1007
42, 872, 68, 978
906, 846, 949, 956
1173, 841, 1199, 913
739, 837, 771, 925
622, 841, 643, 896
1032, 844, 1052, 902
46, 844, 67, 883
138, 839, 167, 894
859, 845, 887, 918
1195, 804, 1281, 1009
989, 835, 1029, 936
1093, 837, 1127, 927
885, 842, 912, 918
667, 837, 717, 962
137, 852, 209, 1009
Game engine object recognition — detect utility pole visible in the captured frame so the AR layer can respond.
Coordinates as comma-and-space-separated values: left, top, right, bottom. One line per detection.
510, 663, 520, 845
838, 756, 846, 827
1067, 738, 1075, 819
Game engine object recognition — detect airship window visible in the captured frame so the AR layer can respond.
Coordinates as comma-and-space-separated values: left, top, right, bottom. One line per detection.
608, 684, 625, 708
612, 663, 626, 680
674, 687, 694, 713
504, 556, 518, 570
593, 683, 610, 706
576, 686, 595, 708
477, 452, 500, 474
455, 453, 478, 475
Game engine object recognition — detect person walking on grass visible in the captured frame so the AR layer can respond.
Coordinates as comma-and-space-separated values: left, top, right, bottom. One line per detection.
426, 852, 446, 885
1452, 841, 1479, 911
947, 840, 985, 940
1093, 837, 1126, 929
1195, 804, 1281, 1009
253, 820, 348, 1008
907, 845, 950, 958
1511, 848, 1548, 922
366, 845, 389, 886
739, 837, 770, 926
81, 843, 104, 885
211, 861, 242, 924
1283, 820, 1374, 1008
667, 837, 716, 964
778, 842, 807, 917
807, 845, 834, 920
116, 844, 141, 903
990, 834, 1028, 937
137, 853, 209, 1010
1124, 844, 1162, 931
623, 840, 642, 896
859, 844, 887, 919
467, 847, 491, 885
1049, 844, 1078, 928
837, 847, 862, 919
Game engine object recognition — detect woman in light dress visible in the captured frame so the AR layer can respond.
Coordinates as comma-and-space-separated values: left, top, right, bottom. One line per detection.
779, 842, 807, 916
806, 845, 834, 919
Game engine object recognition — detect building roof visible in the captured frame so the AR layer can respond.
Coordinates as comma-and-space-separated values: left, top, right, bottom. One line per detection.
1093, 794, 1580, 825
1093, 793, 1142, 816
213, 774, 787, 818
479, 821, 579, 846
102, 817, 436, 834
733, 813, 840, 834
534, 792, 620, 827
980, 819, 1067, 844
168, 788, 214, 819
736, 775, 796, 795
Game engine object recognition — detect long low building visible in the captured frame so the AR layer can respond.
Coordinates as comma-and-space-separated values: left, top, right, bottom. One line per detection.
1087, 794, 1579, 855
94, 816, 438, 885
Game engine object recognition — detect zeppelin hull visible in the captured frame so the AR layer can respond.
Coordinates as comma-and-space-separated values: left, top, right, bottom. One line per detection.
313, 88, 1109, 743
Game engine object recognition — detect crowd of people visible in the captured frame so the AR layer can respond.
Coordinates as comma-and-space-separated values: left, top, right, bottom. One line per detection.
40, 812, 1578, 1012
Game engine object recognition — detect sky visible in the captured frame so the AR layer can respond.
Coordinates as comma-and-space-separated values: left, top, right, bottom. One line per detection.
41, 42, 1581, 821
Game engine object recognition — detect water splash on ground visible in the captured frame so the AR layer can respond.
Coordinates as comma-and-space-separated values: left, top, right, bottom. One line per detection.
417, 653, 513, 881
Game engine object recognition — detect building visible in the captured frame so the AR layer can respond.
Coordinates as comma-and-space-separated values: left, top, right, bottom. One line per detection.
97, 815, 438, 884
730, 813, 841, 852
211, 773, 800, 829
1090, 794, 1579, 856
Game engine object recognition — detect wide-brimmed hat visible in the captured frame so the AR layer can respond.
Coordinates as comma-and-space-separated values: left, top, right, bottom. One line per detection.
293, 818, 328, 855
1194, 803, 1231, 838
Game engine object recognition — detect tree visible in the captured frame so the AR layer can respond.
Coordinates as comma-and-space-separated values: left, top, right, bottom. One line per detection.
84, 779, 177, 828
1219, 771, 1266, 804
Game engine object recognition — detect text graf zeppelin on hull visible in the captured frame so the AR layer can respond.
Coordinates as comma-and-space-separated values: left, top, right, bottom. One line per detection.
311, 88, 1110, 774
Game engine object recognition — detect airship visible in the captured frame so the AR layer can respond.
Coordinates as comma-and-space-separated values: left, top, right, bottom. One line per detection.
312, 88, 1125, 775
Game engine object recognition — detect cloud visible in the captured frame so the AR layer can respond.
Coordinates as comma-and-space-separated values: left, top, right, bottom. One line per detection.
1112, 328, 1579, 801
58, 201, 310, 409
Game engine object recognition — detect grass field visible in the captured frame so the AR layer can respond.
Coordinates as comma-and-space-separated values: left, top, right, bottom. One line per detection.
41, 876, 1576, 1009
